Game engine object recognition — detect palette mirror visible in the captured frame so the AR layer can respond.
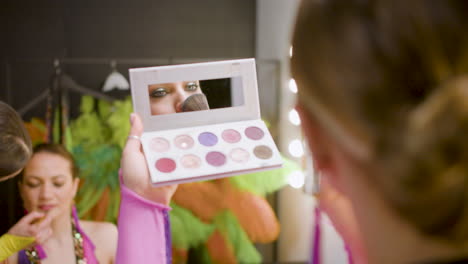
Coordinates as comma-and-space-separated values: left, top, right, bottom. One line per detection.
131, 59, 261, 132
130, 59, 283, 186
147, 76, 244, 115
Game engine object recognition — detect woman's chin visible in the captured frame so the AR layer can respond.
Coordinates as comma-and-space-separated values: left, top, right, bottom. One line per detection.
42, 206, 63, 219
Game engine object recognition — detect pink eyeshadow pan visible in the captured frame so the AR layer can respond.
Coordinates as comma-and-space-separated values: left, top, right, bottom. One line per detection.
222, 129, 241, 143
245, 126, 264, 140
155, 158, 176, 173
150, 137, 170, 152
229, 148, 250, 163
174, 135, 195, 150
180, 154, 201, 169
205, 151, 226, 167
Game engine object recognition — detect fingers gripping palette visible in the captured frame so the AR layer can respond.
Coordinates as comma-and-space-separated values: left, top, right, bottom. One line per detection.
130, 59, 282, 186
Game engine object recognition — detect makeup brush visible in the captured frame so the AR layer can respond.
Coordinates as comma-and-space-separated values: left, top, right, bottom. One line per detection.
181, 93, 210, 112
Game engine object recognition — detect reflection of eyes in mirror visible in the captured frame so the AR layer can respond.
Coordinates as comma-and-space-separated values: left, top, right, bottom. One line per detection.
148, 81, 202, 115
148, 77, 244, 116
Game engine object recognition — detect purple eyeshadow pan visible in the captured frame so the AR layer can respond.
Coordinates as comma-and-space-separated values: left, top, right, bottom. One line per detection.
198, 132, 218, 146
222, 129, 241, 143
245, 126, 264, 140
205, 151, 226, 167
155, 158, 177, 173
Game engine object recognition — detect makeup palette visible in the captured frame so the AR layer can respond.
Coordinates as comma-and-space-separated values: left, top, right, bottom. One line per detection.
130, 59, 282, 186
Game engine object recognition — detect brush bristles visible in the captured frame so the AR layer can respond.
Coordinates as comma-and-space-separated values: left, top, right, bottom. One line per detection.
181, 93, 210, 112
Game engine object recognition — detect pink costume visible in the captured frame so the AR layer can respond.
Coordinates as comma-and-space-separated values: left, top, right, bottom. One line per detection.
116, 175, 172, 264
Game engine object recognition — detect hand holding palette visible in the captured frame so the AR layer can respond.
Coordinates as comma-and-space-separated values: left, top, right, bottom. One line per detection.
130, 58, 282, 186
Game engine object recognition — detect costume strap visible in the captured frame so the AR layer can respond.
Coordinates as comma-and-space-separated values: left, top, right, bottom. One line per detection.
72, 206, 98, 264
310, 206, 354, 264
311, 206, 322, 264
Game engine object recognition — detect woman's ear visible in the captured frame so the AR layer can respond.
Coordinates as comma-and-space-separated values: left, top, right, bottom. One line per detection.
296, 104, 332, 173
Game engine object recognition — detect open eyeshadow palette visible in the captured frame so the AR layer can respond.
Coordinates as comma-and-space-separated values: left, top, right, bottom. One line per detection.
130, 58, 283, 186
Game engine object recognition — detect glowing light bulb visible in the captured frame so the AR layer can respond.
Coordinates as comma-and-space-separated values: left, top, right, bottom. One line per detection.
289, 78, 298, 93
288, 170, 305, 188
289, 46, 293, 58
288, 109, 301, 126
288, 139, 304, 157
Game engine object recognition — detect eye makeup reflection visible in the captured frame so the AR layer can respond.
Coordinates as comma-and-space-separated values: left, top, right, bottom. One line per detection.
150, 87, 168, 98
185, 82, 198, 91
149, 81, 199, 99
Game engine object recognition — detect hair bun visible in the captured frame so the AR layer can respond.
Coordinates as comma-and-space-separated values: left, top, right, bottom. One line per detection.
408, 76, 468, 136
406, 75, 468, 161
400, 75, 468, 240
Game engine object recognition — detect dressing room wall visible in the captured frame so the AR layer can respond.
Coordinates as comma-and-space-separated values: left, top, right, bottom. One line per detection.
0, 0, 256, 234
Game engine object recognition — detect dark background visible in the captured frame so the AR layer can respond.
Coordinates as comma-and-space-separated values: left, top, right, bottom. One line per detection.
200, 78, 233, 109
0, 0, 256, 232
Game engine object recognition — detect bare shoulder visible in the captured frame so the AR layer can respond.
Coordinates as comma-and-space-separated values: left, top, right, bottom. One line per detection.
80, 220, 118, 239
80, 220, 117, 264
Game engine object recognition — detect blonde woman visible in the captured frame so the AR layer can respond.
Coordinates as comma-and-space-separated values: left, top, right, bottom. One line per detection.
292, 1, 468, 263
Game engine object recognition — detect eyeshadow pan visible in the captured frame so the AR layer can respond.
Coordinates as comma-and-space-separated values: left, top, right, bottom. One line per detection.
253, 145, 273, 160
229, 148, 250, 163
155, 158, 177, 173
174, 135, 195, 149
180, 154, 201, 169
205, 151, 226, 167
150, 137, 170, 152
222, 129, 241, 143
198, 132, 218, 146
245, 126, 264, 140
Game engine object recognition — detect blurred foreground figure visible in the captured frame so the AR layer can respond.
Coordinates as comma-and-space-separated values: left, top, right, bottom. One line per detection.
0, 101, 54, 261
292, 1, 468, 264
